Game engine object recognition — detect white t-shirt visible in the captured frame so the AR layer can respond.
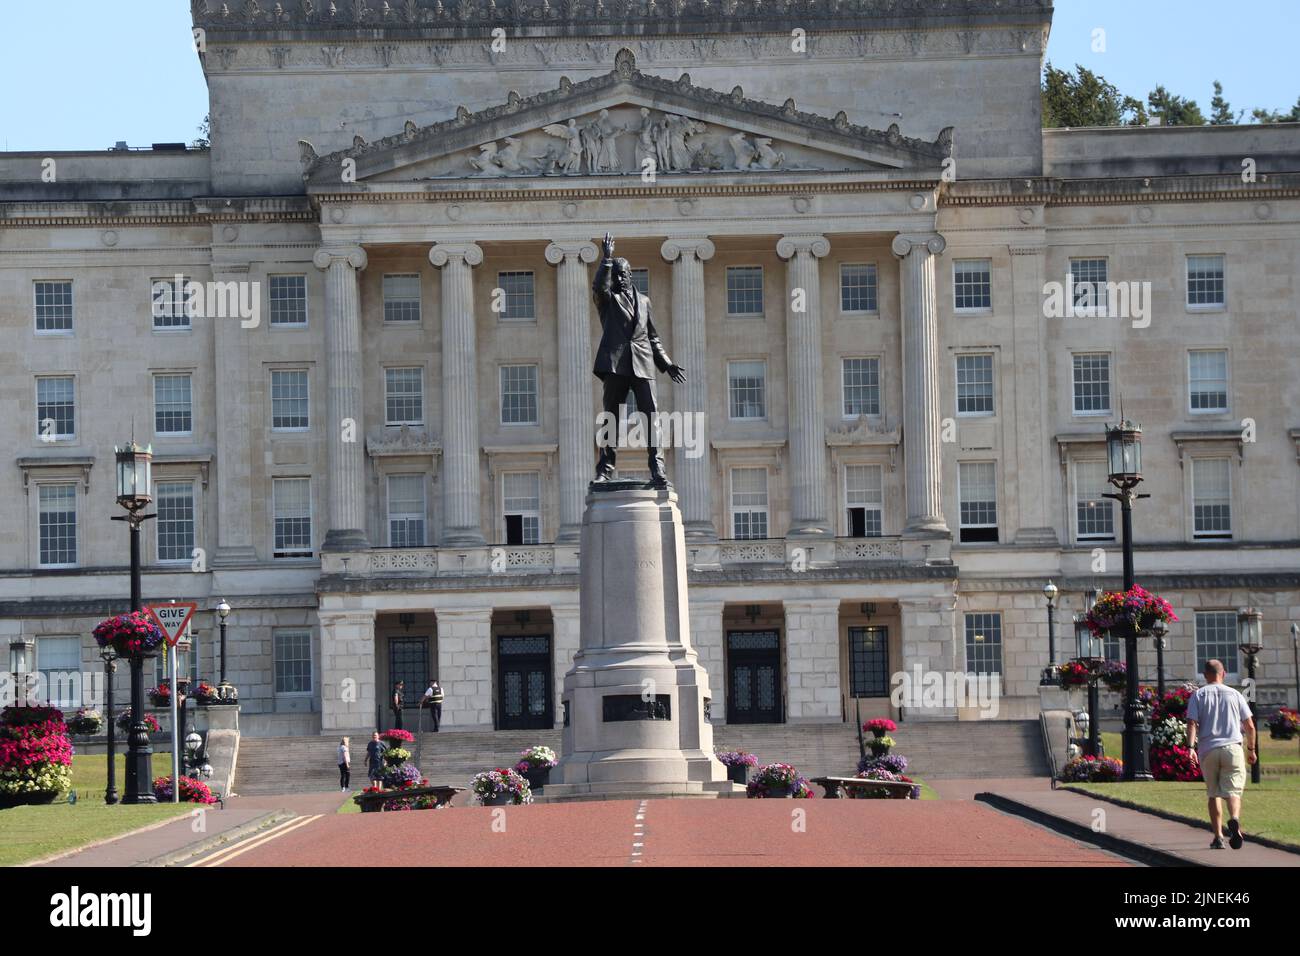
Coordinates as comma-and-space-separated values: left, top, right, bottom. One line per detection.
338, 743, 349, 764
1186, 682, 1252, 758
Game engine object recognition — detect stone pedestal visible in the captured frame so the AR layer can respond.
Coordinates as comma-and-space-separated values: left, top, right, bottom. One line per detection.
195, 704, 239, 800
548, 483, 734, 799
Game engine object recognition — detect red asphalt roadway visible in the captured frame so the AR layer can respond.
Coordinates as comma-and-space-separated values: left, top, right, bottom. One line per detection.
201, 797, 1129, 867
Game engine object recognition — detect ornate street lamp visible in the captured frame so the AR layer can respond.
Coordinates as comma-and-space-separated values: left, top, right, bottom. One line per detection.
215, 599, 237, 702
112, 441, 157, 804
1104, 420, 1152, 781
1152, 618, 1169, 699
99, 644, 119, 805
1040, 581, 1060, 685
184, 730, 203, 778
1238, 607, 1263, 785
9, 638, 35, 707
1291, 622, 1299, 709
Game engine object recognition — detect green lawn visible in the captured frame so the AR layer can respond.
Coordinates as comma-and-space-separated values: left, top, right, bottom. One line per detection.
1100, 731, 1300, 769
1067, 778, 1300, 850
0, 753, 190, 867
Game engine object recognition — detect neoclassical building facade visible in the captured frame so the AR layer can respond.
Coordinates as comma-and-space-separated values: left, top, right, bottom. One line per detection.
2, 0, 1298, 737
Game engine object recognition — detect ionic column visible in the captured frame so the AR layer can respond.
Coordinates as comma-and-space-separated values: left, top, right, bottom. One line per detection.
777, 234, 831, 537
892, 233, 949, 536
660, 237, 716, 540
430, 242, 486, 546
545, 240, 599, 543
210, 261, 257, 564
312, 246, 370, 551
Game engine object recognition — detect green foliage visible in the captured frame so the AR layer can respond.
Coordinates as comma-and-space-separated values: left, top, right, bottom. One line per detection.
1041, 62, 1145, 128
1146, 85, 1206, 127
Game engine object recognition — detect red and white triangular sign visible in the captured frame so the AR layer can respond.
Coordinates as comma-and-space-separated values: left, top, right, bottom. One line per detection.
146, 602, 198, 648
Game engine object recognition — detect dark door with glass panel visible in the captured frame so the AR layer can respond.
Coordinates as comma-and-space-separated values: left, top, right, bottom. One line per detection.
389, 637, 429, 714
497, 634, 552, 730
848, 626, 889, 698
727, 630, 782, 724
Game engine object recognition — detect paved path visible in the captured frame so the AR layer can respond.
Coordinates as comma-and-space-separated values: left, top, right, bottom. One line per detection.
190, 797, 1127, 868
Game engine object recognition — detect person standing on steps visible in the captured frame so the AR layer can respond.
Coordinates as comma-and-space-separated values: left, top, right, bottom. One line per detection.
423, 677, 444, 733
391, 680, 405, 730
1187, 659, 1257, 850
338, 737, 351, 792
365, 731, 388, 790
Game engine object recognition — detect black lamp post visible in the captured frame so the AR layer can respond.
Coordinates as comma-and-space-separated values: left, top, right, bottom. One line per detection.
1291, 622, 1299, 710
112, 441, 157, 804
1040, 581, 1060, 685
1103, 420, 1152, 781
215, 599, 237, 702
1238, 607, 1263, 786
99, 645, 119, 805
1152, 618, 1169, 700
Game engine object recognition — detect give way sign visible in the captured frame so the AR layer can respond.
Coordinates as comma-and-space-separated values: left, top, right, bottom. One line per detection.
145, 602, 198, 648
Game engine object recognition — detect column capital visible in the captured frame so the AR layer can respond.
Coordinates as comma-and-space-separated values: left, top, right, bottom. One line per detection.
544, 240, 599, 265
660, 236, 716, 262
776, 234, 830, 260
429, 242, 484, 267
312, 246, 367, 271
891, 233, 946, 258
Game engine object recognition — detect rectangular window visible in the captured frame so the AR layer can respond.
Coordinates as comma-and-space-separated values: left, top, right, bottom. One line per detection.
273, 477, 313, 557
502, 472, 541, 545
1072, 353, 1111, 415
956, 354, 995, 416
726, 266, 764, 316
1069, 258, 1108, 314
497, 271, 536, 321
154, 373, 193, 436
840, 263, 878, 313
36, 376, 76, 440
37, 636, 82, 708
727, 360, 767, 420
274, 629, 313, 695
958, 461, 998, 543
271, 370, 309, 430
383, 274, 421, 323
965, 612, 1003, 676
34, 280, 73, 333
269, 275, 308, 327
151, 276, 193, 330
156, 481, 196, 563
630, 268, 650, 296
1191, 458, 1231, 539
844, 464, 883, 538
387, 474, 426, 548
1195, 611, 1239, 677
730, 467, 769, 540
500, 364, 539, 425
38, 484, 78, 567
1188, 350, 1229, 413
1074, 460, 1115, 542
848, 626, 889, 697
1186, 255, 1225, 308
384, 367, 424, 426
953, 259, 992, 311
842, 357, 881, 417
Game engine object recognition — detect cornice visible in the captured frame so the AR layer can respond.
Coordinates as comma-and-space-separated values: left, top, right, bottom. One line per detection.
942, 173, 1300, 208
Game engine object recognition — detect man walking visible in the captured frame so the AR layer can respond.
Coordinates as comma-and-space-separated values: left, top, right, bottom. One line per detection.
365, 731, 388, 790
1186, 659, 1257, 849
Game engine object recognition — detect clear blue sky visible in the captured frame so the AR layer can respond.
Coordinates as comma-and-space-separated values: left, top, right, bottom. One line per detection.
0, 0, 1295, 151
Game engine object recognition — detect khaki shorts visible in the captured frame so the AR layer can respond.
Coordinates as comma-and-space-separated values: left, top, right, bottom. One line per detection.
1200, 743, 1247, 799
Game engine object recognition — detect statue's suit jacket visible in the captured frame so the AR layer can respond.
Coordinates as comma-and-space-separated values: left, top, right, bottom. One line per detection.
591, 259, 673, 381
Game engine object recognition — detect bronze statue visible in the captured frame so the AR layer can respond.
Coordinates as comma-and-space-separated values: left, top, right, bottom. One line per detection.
591, 232, 686, 488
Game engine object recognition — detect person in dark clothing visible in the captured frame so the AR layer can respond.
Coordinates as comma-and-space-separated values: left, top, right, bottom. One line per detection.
365, 731, 388, 789
591, 232, 686, 487
390, 680, 404, 730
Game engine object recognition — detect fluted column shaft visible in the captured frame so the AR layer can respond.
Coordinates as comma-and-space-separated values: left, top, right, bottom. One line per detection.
661, 237, 716, 539
211, 261, 257, 564
893, 233, 949, 535
777, 234, 831, 537
430, 242, 486, 546
313, 246, 370, 551
546, 240, 599, 542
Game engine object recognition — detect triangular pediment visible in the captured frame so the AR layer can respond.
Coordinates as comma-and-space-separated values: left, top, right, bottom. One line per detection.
300, 48, 952, 186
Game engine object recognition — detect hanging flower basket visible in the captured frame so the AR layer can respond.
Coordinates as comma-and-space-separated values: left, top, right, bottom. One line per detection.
1084, 586, 1177, 638
115, 711, 161, 735
93, 612, 166, 659
67, 708, 104, 736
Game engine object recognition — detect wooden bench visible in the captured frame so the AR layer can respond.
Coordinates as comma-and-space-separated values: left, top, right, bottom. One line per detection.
811, 776, 917, 799
354, 785, 465, 812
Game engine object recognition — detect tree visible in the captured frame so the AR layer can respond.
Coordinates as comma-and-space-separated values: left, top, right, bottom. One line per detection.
1042, 62, 1146, 128
1209, 81, 1237, 125
1147, 86, 1206, 126
191, 113, 210, 149
1251, 96, 1300, 123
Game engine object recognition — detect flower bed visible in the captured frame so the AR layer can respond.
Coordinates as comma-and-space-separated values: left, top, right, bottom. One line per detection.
471, 768, 533, 805
857, 752, 909, 776
1060, 754, 1124, 783
851, 767, 921, 799
745, 762, 815, 798
1149, 745, 1201, 783
93, 611, 165, 658
0, 705, 74, 806
152, 774, 218, 804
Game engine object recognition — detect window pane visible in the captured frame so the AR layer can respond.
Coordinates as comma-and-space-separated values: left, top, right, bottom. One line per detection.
630, 269, 650, 296
728, 361, 766, 419
38, 484, 77, 566
1069, 259, 1108, 313
845, 464, 883, 537
1075, 460, 1114, 540
842, 357, 880, 417
1188, 350, 1228, 412
731, 468, 768, 539
1192, 459, 1231, 537
965, 613, 1002, 675
840, 263, 878, 313
38, 636, 82, 708
1187, 255, 1225, 307
726, 266, 764, 316
1072, 353, 1110, 414
503, 472, 540, 544
1195, 611, 1239, 675
383, 274, 421, 323
269, 275, 307, 326
954, 260, 991, 310
36, 376, 76, 438
35, 281, 74, 332
500, 365, 538, 424
385, 367, 424, 425
498, 271, 535, 320
387, 474, 426, 547
273, 478, 312, 556
956, 354, 994, 415
959, 462, 997, 542
151, 276, 193, 330
154, 374, 193, 434
274, 629, 312, 694
156, 481, 196, 562
271, 370, 309, 429
848, 627, 889, 697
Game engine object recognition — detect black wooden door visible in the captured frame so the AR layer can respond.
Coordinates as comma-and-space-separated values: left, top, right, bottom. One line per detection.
388, 636, 429, 715
727, 630, 782, 724
497, 634, 552, 730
